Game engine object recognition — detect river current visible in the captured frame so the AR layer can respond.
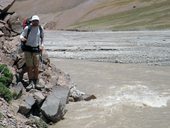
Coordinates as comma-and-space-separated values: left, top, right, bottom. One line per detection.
44, 31, 170, 128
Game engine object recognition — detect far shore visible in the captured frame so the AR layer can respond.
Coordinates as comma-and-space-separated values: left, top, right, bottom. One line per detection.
44, 29, 170, 32
45, 30, 170, 66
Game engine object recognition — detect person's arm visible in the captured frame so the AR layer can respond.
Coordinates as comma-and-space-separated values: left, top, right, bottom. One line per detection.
20, 26, 28, 42
41, 26, 44, 44
40, 26, 44, 51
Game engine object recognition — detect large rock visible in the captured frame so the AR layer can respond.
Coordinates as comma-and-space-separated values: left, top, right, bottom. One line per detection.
69, 85, 96, 102
0, 0, 15, 14
18, 95, 36, 115
41, 86, 70, 122
7, 13, 22, 34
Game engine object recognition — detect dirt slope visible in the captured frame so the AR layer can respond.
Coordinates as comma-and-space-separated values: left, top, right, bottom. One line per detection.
10, 0, 170, 30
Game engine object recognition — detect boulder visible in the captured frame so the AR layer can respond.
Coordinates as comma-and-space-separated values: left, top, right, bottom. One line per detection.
69, 85, 96, 102
33, 91, 45, 105
18, 95, 36, 115
7, 13, 22, 34
41, 86, 70, 122
69, 85, 85, 101
0, 0, 15, 19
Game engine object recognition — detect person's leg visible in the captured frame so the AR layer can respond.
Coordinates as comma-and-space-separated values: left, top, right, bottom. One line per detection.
33, 53, 44, 89
24, 52, 35, 90
32, 53, 39, 80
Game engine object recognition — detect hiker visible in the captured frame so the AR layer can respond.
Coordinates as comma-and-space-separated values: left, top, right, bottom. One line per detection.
20, 15, 44, 90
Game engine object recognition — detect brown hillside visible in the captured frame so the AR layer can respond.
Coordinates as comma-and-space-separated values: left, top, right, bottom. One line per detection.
11, 0, 141, 29
10, 0, 170, 30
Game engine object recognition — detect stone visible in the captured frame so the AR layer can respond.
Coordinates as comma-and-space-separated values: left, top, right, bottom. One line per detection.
4, 14, 11, 22
68, 97, 75, 102
11, 101, 20, 115
0, 0, 15, 13
41, 86, 70, 122
83, 94, 97, 101
7, 13, 22, 34
0, 30, 4, 37
44, 83, 53, 90
0, 20, 6, 24
57, 73, 72, 88
49, 75, 59, 86
41, 51, 50, 65
39, 78, 45, 87
33, 91, 45, 105
10, 82, 24, 99
69, 85, 96, 101
69, 85, 85, 101
7, 113, 12, 118
13, 53, 25, 69
0, 24, 11, 37
18, 96, 36, 115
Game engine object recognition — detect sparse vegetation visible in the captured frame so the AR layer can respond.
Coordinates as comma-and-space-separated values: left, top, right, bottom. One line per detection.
0, 112, 3, 120
0, 64, 13, 86
0, 64, 13, 102
27, 118, 48, 128
0, 83, 13, 102
34, 118, 48, 128
0, 125, 5, 128
70, 0, 170, 30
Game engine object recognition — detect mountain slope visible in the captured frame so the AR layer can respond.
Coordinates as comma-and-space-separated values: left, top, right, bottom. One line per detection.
71, 0, 170, 30
10, 0, 170, 30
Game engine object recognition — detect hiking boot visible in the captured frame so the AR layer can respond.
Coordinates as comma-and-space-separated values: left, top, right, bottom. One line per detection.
15, 73, 23, 83
34, 79, 44, 90
35, 83, 44, 90
26, 81, 35, 91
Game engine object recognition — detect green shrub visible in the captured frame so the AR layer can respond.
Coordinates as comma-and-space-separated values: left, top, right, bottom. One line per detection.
0, 125, 5, 128
12, 91, 22, 100
0, 82, 13, 102
34, 118, 48, 128
27, 118, 48, 128
0, 112, 3, 120
0, 64, 13, 86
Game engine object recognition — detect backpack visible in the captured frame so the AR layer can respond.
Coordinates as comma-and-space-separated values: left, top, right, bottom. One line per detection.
22, 17, 32, 29
21, 25, 43, 53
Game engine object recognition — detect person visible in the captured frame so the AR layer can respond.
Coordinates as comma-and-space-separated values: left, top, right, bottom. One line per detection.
20, 15, 44, 90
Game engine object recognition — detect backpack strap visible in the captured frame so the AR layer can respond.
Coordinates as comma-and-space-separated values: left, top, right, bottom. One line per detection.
39, 25, 43, 39
26, 25, 31, 39
26, 25, 43, 39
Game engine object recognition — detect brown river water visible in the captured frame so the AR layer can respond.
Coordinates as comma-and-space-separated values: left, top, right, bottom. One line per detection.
45, 31, 170, 128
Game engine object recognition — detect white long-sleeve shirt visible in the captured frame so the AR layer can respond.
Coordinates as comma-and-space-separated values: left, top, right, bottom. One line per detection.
20, 26, 44, 47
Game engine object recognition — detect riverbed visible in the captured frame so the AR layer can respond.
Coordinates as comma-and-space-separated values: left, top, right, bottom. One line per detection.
45, 31, 170, 128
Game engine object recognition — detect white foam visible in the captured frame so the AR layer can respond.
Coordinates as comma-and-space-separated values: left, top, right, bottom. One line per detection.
91, 85, 170, 108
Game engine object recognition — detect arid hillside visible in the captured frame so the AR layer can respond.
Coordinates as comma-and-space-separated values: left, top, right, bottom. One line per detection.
10, 0, 170, 30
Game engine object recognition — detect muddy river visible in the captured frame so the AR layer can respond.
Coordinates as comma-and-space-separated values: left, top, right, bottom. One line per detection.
44, 31, 170, 128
